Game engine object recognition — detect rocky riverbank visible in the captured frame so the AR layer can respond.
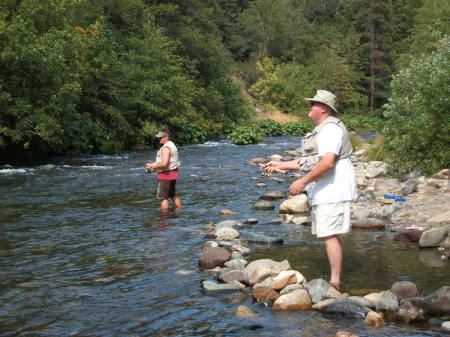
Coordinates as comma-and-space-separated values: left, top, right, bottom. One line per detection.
196, 143, 449, 336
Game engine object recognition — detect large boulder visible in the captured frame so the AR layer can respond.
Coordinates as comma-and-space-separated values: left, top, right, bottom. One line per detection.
252, 286, 280, 302
409, 286, 450, 314
279, 194, 310, 214
244, 259, 291, 286
273, 289, 312, 310
419, 229, 448, 248
198, 247, 231, 269
215, 227, 240, 240
391, 281, 420, 300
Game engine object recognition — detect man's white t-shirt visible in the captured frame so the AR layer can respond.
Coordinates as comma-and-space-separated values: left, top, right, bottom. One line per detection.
305, 123, 357, 205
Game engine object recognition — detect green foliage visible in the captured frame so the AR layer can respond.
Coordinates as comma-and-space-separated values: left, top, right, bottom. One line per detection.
342, 115, 384, 132
229, 125, 263, 145
249, 58, 321, 114
256, 119, 282, 136
363, 136, 387, 162
382, 36, 450, 176
281, 121, 314, 136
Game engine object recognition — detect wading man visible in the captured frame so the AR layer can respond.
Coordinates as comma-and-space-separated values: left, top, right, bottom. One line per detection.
264, 90, 357, 290
145, 129, 183, 211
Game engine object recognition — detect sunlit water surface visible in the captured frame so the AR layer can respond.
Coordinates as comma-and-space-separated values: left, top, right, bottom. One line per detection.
1, 137, 448, 337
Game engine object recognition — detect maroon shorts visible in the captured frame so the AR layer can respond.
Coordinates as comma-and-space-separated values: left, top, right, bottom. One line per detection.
156, 179, 177, 199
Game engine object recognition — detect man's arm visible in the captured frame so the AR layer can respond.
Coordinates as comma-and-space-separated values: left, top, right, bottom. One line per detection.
289, 153, 337, 195
263, 159, 300, 172
144, 147, 171, 171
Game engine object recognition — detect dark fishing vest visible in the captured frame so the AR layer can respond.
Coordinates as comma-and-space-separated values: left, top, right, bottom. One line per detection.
298, 116, 353, 174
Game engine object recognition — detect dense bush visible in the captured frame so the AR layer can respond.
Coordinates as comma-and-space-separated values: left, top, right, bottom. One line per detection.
256, 119, 283, 136
281, 121, 314, 136
382, 36, 450, 176
343, 116, 384, 132
229, 125, 263, 145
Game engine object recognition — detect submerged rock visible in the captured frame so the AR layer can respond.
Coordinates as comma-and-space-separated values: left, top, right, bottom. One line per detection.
323, 300, 371, 319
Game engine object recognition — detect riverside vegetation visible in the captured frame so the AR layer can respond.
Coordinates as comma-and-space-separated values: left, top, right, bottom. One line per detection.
1, 0, 449, 176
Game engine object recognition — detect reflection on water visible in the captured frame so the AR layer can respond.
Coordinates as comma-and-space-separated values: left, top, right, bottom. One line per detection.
0, 137, 448, 337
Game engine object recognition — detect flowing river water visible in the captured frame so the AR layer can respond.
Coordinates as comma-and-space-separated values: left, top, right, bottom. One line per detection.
1, 136, 448, 337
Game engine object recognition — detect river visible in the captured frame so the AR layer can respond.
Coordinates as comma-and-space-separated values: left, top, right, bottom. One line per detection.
0, 136, 448, 336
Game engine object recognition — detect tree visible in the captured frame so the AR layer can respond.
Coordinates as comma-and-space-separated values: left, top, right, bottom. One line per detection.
382, 36, 450, 176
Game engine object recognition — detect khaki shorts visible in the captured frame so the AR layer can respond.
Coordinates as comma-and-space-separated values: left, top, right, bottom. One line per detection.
156, 180, 177, 200
311, 201, 351, 238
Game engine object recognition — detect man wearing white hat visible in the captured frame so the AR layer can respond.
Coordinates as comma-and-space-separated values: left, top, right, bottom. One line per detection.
264, 90, 357, 290
145, 129, 183, 211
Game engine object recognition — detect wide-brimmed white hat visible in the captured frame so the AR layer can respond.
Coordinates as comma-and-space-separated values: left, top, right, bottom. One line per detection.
305, 90, 338, 114
155, 131, 168, 138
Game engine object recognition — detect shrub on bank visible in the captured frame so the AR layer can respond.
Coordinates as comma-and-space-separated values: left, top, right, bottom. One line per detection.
229, 125, 263, 145
256, 120, 283, 136
281, 121, 314, 136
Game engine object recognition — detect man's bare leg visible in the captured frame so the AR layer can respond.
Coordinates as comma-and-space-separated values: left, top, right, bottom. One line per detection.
323, 235, 343, 290
172, 196, 182, 209
160, 199, 169, 211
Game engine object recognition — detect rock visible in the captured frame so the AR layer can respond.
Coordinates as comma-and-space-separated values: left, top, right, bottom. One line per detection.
201, 280, 245, 291
393, 230, 424, 243
307, 278, 332, 304
203, 241, 219, 249
199, 247, 231, 269
393, 299, 426, 323
365, 165, 387, 179
279, 284, 305, 295
267, 154, 283, 162
244, 259, 291, 286
351, 218, 385, 229
374, 178, 401, 195
419, 229, 448, 248
235, 305, 257, 317
382, 204, 402, 218
347, 296, 375, 308
252, 200, 275, 210
401, 183, 417, 196
311, 298, 337, 311
215, 227, 240, 240
231, 251, 243, 259
410, 286, 450, 314
273, 289, 312, 310
259, 191, 287, 200
279, 194, 310, 214
356, 190, 375, 202
256, 183, 267, 188
248, 158, 267, 165
432, 169, 450, 180
241, 232, 283, 245
364, 293, 382, 307
218, 270, 245, 283
251, 286, 280, 302
376, 291, 398, 311
364, 311, 385, 327
224, 259, 247, 271
244, 218, 258, 224
230, 244, 252, 256
219, 209, 236, 215
441, 321, 450, 333
391, 281, 420, 300
290, 216, 311, 225
401, 170, 423, 182
323, 300, 371, 319
334, 331, 359, 337
270, 270, 305, 290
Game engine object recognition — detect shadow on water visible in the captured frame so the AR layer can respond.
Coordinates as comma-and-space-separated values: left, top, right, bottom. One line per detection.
0, 136, 448, 337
